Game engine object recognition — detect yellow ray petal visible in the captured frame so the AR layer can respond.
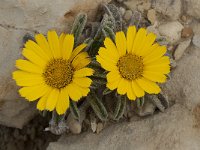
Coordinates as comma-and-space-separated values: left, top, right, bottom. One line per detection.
132, 28, 147, 55
78, 87, 90, 97
15, 77, 44, 87
136, 78, 161, 94
98, 47, 118, 64
72, 52, 91, 70
127, 81, 136, 100
73, 68, 94, 78
144, 65, 170, 74
35, 33, 53, 58
13, 70, 41, 80
16, 59, 43, 74
132, 80, 145, 97
139, 33, 156, 56
59, 33, 66, 50
25, 40, 50, 61
140, 43, 159, 57
46, 89, 59, 111
69, 43, 87, 62
56, 88, 70, 115
47, 31, 61, 58
66, 83, 82, 101
143, 71, 167, 83
96, 55, 118, 72
144, 56, 170, 65
62, 34, 74, 60
104, 37, 119, 59
106, 70, 121, 83
22, 48, 46, 68
143, 46, 167, 64
127, 26, 136, 53
37, 89, 52, 111
107, 79, 120, 90
73, 77, 92, 88
117, 78, 128, 95
19, 84, 49, 101
116, 31, 127, 57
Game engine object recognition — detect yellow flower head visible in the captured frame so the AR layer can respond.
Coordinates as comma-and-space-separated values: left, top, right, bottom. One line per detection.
13, 31, 94, 115
96, 26, 170, 100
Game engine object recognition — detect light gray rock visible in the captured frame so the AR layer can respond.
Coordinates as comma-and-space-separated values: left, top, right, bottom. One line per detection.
174, 39, 191, 61
158, 21, 184, 44
0, 0, 111, 128
152, 0, 182, 20
147, 9, 156, 25
47, 104, 200, 150
192, 34, 200, 48
185, 0, 200, 19
123, 10, 132, 22
124, 0, 151, 12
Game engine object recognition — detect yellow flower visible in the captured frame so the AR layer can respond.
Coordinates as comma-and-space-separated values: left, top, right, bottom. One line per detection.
13, 31, 94, 115
96, 26, 170, 100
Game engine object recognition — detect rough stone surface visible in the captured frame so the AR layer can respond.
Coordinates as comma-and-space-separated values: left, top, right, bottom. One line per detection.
147, 9, 156, 25
124, 0, 151, 12
185, 0, 200, 19
158, 21, 184, 44
174, 39, 191, 60
192, 34, 200, 48
0, 0, 111, 128
47, 104, 200, 150
152, 0, 182, 20
181, 26, 194, 38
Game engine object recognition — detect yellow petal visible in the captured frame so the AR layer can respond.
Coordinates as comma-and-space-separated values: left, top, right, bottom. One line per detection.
116, 31, 127, 56
104, 37, 119, 59
132, 80, 145, 97
107, 79, 120, 90
15, 77, 44, 87
98, 47, 118, 64
78, 87, 90, 97
16, 59, 43, 74
144, 65, 170, 74
132, 28, 147, 55
37, 89, 52, 111
13, 70, 41, 80
66, 83, 82, 101
143, 46, 167, 64
25, 40, 50, 61
62, 34, 74, 60
69, 43, 87, 62
46, 89, 59, 111
19, 84, 49, 101
127, 26, 136, 53
106, 70, 121, 82
127, 81, 136, 100
22, 48, 46, 68
143, 71, 167, 83
35, 33, 52, 58
73, 77, 92, 87
96, 55, 117, 72
56, 88, 70, 115
47, 31, 61, 58
141, 43, 159, 57
73, 68, 94, 78
144, 56, 170, 65
139, 33, 156, 56
117, 78, 128, 95
136, 78, 161, 94
72, 52, 91, 70
59, 33, 66, 50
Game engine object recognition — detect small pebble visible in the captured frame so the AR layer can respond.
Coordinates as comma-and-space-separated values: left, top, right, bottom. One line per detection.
181, 27, 193, 38
67, 115, 82, 134
147, 9, 156, 24
96, 123, 104, 134
192, 34, 200, 48
124, 10, 132, 22
119, 7, 126, 16
174, 39, 191, 60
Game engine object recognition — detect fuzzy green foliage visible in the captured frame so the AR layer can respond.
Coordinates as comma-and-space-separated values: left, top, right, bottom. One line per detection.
129, 11, 141, 28
87, 92, 108, 121
69, 100, 80, 121
71, 13, 87, 46
136, 97, 145, 109
113, 95, 127, 120
103, 88, 112, 95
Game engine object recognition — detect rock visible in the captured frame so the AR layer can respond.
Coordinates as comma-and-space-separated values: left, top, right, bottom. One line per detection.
181, 27, 194, 38
185, 0, 200, 19
174, 39, 191, 61
0, 0, 111, 128
119, 7, 126, 16
47, 104, 200, 150
123, 10, 132, 22
158, 21, 184, 44
66, 115, 82, 134
96, 123, 104, 134
192, 34, 200, 48
124, 0, 151, 13
152, 0, 182, 20
147, 9, 156, 25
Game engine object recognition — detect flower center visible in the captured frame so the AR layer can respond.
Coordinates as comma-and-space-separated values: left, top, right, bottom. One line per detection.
43, 58, 74, 89
117, 54, 144, 80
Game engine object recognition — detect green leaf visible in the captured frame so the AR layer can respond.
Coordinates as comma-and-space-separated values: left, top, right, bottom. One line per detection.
113, 95, 127, 120
69, 100, 80, 120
